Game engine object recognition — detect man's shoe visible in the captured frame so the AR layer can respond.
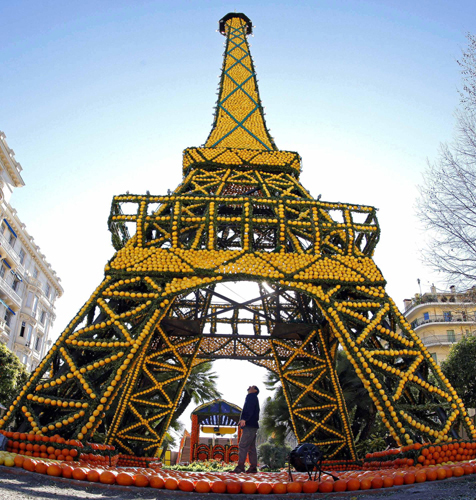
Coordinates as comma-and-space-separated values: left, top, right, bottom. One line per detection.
232, 465, 245, 473
246, 467, 258, 474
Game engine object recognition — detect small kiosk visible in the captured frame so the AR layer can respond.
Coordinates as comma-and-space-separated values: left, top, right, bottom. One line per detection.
189, 399, 242, 463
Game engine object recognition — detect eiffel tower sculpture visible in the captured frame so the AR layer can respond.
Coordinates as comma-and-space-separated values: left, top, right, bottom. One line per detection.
2, 13, 475, 460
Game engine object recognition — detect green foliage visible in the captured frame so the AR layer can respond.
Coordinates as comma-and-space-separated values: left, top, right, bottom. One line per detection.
172, 361, 222, 422
441, 335, 476, 408
260, 370, 294, 446
166, 459, 235, 472
0, 342, 28, 408
335, 350, 377, 443
260, 351, 381, 449
258, 438, 291, 469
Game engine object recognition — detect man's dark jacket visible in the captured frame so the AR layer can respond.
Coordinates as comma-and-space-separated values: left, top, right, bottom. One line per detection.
240, 392, 260, 428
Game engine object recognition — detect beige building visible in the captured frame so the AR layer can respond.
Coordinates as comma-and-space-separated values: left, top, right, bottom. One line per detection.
0, 131, 63, 371
402, 285, 476, 365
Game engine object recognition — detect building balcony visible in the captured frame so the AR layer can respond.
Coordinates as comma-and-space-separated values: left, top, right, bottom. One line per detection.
14, 337, 31, 352
23, 275, 42, 290
0, 276, 22, 311
411, 314, 476, 330
421, 333, 466, 348
0, 232, 21, 270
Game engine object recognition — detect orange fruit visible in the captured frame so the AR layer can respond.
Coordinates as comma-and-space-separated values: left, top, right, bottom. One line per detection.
333, 479, 347, 492
60, 465, 73, 479
360, 477, 372, 489
87, 469, 101, 482
383, 476, 394, 488
426, 468, 438, 481
415, 470, 427, 483
318, 480, 334, 493
164, 477, 179, 490
226, 481, 242, 494
272, 482, 287, 494
257, 482, 273, 494
347, 478, 360, 491
13, 455, 25, 467
22, 458, 36, 472
302, 481, 319, 493
453, 466, 465, 477
287, 481, 302, 493
71, 468, 87, 481
393, 473, 404, 486
47, 464, 62, 477
195, 480, 211, 493
404, 472, 415, 484
178, 479, 194, 492
242, 481, 258, 494
463, 464, 474, 475
35, 462, 49, 474
371, 477, 384, 489
134, 474, 150, 487
211, 480, 227, 493
149, 476, 165, 489
436, 468, 447, 480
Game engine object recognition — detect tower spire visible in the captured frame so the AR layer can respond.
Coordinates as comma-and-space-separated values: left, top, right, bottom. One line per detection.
183, 13, 301, 180
205, 13, 276, 150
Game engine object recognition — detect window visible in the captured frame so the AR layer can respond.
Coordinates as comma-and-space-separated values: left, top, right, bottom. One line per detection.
19, 321, 26, 337
19, 248, 25, 265
430, 352, 438, 363
423, 312, 430, 321
0, 263, 6, 279
447, 330, 456, 342
35, 336, 42, 352
32, 296, 38, 314
25, 324, 32, 342
45, 282, 50, 298
8, 232, 16, 248
443, 311, 452, 322
4, 310, 13, 327
39, 310, 46, 325
11, 279, 19, 292
33, 267, 38, 279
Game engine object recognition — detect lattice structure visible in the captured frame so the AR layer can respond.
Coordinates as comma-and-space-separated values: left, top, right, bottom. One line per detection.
2, 12, 475, 459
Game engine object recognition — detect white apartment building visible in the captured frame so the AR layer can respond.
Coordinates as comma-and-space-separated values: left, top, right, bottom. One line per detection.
0, 131, 63, 372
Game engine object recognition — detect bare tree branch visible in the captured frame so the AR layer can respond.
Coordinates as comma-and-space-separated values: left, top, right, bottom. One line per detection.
417, 35, 476, 288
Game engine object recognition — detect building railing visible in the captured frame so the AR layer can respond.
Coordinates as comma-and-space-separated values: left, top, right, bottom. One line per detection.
412, 314, 476, 330
0, 232, 21, 269
0, 276, 22, 311
23, 275, 42, 289
421, 333, 466, 347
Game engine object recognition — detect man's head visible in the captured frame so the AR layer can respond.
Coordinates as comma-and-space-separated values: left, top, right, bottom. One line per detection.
247, 385, 259, 394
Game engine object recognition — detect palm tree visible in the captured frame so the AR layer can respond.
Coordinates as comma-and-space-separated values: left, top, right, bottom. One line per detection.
172, 361, 222, 422
335, 350, 376, 441
260, 351, 377, 445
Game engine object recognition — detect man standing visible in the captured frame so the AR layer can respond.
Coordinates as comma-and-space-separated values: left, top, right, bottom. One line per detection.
233, 385, 260, 473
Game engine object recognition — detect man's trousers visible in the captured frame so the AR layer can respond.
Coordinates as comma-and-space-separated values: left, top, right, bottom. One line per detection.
238, 426, 258, 466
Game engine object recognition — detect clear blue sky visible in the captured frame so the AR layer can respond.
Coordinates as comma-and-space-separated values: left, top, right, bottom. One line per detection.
1, 0, 475, 436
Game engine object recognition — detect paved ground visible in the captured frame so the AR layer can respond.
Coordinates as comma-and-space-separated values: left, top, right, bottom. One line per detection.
2, 467, 476, 500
